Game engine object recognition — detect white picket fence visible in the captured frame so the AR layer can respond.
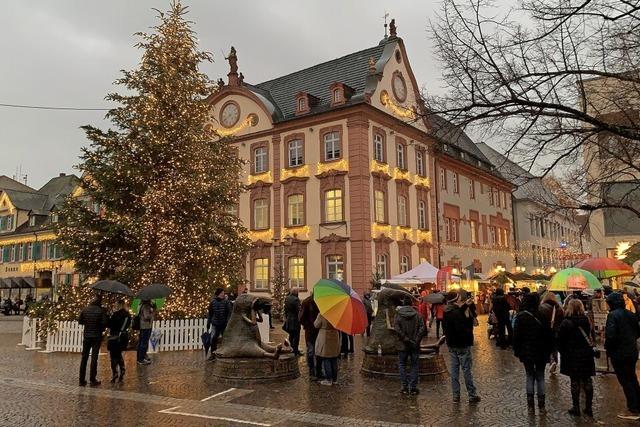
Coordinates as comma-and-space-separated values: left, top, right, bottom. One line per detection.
18, 316, 41, 350
22, 315, 271, 353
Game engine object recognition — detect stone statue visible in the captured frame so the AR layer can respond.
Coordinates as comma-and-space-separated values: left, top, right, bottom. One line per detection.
225, 46, 238, 74
364, 284, 414, 354
389, 19, 397, 37
239, 72, 244, 84
215, 294, 292, 359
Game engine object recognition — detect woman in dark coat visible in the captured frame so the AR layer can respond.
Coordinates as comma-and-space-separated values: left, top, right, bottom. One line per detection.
107, 299, 131, 383
513, 293, 553, 411
558, 299, 596, 417
490, 288, 512, 349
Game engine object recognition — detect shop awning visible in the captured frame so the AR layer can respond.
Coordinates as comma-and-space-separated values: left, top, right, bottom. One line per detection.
19, 277, 36, 288
386, 261, 440, 284
0, 278, 11, 289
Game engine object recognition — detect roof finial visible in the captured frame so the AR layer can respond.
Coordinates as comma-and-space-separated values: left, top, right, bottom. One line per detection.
225, 46, 240, 86
382, 11, 389, 38
389, 18, 397, 38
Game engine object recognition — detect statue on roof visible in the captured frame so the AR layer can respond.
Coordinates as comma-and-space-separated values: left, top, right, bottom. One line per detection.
217, 78, 225, 88
239, 72, 244, 85
226, 46, 238, 74
389, 19, 397, 37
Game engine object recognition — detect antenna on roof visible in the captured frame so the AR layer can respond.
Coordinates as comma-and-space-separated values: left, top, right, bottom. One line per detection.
12, 165, 27, 185
382, 11, 389, 38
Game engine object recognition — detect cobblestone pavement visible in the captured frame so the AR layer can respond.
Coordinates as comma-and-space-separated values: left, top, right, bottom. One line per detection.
0, 316, 636, 426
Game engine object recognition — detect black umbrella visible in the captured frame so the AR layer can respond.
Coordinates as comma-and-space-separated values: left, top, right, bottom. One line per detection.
624, 281, 640, 288
91, 280, 133, 296
424, 292, 445, 304
137, 283, 171, 300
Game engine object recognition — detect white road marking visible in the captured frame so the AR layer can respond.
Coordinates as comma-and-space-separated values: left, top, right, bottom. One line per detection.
200, 387, 237, 401
158, 406, 271, 426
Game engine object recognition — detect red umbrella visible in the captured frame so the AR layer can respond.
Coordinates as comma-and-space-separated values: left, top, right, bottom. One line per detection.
574, 257, 633, 280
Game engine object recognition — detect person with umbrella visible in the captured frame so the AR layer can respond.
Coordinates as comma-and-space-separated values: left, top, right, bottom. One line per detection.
137, 299, 155, 365
314, 312, 341, 386
78, 294, 108, 386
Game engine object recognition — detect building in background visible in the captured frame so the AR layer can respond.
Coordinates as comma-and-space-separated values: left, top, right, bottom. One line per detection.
0, 173, 79, 300
476, 143, 587, 274
582, 76, 640, 259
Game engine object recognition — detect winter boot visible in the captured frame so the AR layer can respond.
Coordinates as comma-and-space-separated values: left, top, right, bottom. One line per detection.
527, 394, 535, 409
537, 395, 545, 410
584, 382, 594, 417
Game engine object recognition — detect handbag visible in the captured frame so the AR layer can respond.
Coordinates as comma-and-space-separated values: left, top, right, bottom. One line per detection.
578, 326, 601, 359
107, 317, 129, 351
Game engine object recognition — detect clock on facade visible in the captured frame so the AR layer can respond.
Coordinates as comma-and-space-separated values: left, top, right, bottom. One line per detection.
220, 101, 240, 128
392, 72, 407, 103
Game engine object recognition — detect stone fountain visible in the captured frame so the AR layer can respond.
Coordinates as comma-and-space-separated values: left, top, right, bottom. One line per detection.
361, 284, 447, 380
211, 294, 299, 382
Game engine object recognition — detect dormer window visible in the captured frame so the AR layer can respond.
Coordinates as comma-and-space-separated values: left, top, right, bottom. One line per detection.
295, 92, 319, 115
29, 216, 36, 227
329, 82, 354, 107
51, 213, 59, 224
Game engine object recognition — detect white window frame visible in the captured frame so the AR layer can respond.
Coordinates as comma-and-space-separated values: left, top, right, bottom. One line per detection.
333, 89, 341, 103
298, 97, 306, 112
254, 146, 268, 174
445, 218, 451, 242
418, 201, 427, 230
376, 254, 388, 279
416, 151, 424, 176
287, 194, 304, 226
398, 196, 408, 226
288, 139, 303, 167
469, 179, 475, 199
471, 220, 477, 245
440, 168, 447, 190
254, 258, 270, 290
288, 256, 305, 289
400, 256, 410, 274
452, 173, 459, 194
324, 189, 343, 222
324, 132, 341, 161
253, 198, 269, 229
326, 255, 344, 280
397, 143, 405, 169
374, 134, 384, 162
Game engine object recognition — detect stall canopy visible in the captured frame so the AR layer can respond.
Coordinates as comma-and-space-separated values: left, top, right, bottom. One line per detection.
386, 262, 440, 285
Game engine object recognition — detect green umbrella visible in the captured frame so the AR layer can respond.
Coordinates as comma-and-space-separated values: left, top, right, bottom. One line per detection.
548, 268, 602, 292
131, 297, 165, 313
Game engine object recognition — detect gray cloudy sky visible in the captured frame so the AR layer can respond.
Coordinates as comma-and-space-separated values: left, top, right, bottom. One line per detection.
0, 0, 462, 188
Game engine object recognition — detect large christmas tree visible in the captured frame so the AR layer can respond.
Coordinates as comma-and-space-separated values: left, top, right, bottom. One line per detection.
55, 2, 249, 318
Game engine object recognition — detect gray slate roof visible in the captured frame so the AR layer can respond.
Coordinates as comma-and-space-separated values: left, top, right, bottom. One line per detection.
429, 115, 493, 170
476, 142, 555, 204
252, 43, 387, 121
0, 176, 37, 193
2, 174, 79, 213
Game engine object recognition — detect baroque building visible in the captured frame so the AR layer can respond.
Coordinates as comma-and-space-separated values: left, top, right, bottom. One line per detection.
208, 23, 514, 295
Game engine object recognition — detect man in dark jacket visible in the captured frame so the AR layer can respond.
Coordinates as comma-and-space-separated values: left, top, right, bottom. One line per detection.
605, 292, 640, 420
491, 288, 512, 349
394, 299, 426, 395
300, 292, 322, 379
207, 288, 232, 360
443, 290, 480, 403
78, 296, 108, 386
284, 288, 302, 356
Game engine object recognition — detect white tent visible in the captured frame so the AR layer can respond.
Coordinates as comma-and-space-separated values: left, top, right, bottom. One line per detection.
385, 261, 440, 285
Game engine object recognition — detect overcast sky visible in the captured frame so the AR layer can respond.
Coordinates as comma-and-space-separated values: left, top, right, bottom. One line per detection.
0, 1, 494, 188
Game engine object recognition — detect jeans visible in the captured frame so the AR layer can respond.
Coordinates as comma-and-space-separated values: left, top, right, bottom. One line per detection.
449, 347, 477, 398
109, 347, 125, 376
306, 338, 323, 377
288, 328, 301, 354
435, 319, 443, 338
523, 361, 546, 396
612, 357, 640, 413
322, 357, 338, 382
137, 328, 151, 362
341, 333, 354, 354
79, 336, 102, 383
398, 350, 419, 390
210, 323, 226, 353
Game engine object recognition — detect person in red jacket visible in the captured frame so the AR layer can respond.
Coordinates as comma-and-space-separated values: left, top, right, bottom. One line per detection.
418, 291, 430, 330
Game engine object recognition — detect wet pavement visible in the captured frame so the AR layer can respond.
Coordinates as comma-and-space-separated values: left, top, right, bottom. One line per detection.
0, 315, 636, 426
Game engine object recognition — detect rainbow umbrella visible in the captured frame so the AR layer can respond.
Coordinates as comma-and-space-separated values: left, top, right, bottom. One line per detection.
313, 279, 367, 335
575, 257, 633, 280
548, 268, 602, 292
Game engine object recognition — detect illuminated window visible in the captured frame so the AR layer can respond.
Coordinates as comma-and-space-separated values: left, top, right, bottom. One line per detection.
469, 179, 475, 199
452, 172, 459, 194
288, 139, 303, 167
440, 168, 447, 190
253, 198, 269, 229
397, 143, 405, 169
418, 201, 427, 229
374, 134, 384, 162
326, 255, 344, 280
254, 146, 268, 174
288, 256, 305, 288
324, 189, 343, 222
398, 196, 408, 226
324, 132, 341, 161
374, 190, 385, 223
254, 258, 270, 290
287, 194, 304, 226
376, 254, 388, 279
470, 220, 477, 244
400, 256, 410, 273
416, 151, 425, 176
